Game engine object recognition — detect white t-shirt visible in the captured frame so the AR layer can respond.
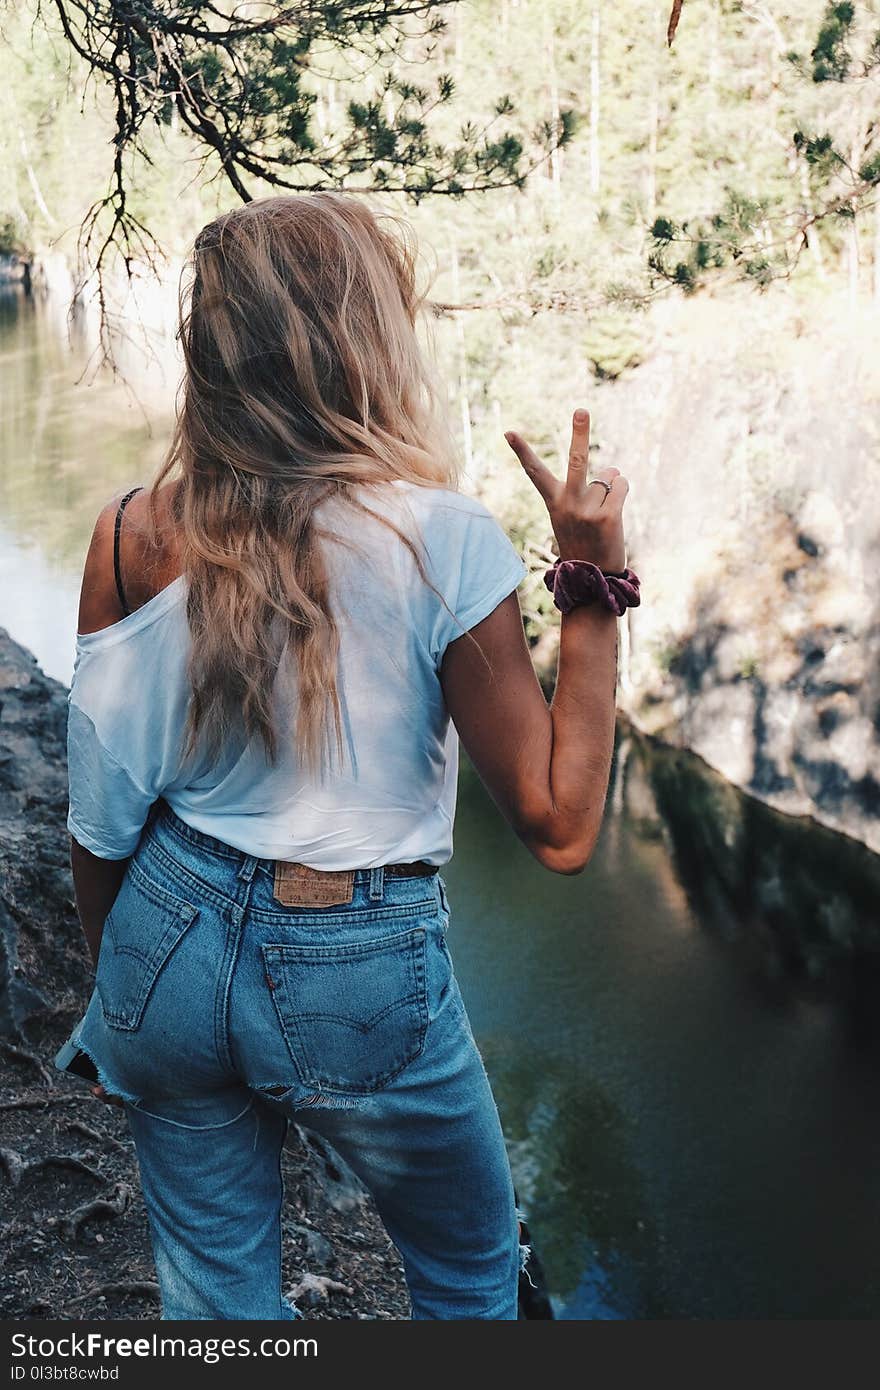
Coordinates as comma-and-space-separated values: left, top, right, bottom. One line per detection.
67, 480, 528, 865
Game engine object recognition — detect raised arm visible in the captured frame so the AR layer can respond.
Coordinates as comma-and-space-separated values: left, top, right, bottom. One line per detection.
439, 408, 628, 875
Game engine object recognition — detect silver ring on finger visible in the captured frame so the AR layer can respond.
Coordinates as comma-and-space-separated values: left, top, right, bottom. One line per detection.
587, 477, 613, 498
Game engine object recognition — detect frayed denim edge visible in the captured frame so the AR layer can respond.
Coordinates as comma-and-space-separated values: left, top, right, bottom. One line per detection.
69, 1030, 143, 1107
255, 1083, 367, 1113
516, 1205, 536, 1290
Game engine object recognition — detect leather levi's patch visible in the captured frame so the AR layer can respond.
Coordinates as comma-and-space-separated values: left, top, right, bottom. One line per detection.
273, 862, 355, 907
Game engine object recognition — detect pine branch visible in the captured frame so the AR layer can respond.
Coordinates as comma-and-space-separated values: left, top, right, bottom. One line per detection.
39, 0, 567, 373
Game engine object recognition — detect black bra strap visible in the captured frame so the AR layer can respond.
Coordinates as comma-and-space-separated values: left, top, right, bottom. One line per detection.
113, 486, 144, 617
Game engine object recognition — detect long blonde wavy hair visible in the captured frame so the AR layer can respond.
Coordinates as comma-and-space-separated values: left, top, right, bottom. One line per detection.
148, 192, 467, 778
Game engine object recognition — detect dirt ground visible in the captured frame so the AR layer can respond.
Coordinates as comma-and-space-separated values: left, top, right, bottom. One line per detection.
0, 1050, 411, 1321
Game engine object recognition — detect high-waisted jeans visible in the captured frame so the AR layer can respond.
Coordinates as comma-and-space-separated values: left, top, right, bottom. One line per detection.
71, 801, 522, 1320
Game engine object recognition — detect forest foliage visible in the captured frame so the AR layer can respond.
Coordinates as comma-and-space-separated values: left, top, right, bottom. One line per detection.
2, 1, 877, 297
1, 1, 878, 545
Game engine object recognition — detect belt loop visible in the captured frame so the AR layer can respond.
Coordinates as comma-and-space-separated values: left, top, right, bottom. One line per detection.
237, 855, 259, 884
369, 866, 384, 901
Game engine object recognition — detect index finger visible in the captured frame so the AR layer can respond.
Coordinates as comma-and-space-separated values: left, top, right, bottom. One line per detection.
504, 431, 562, 506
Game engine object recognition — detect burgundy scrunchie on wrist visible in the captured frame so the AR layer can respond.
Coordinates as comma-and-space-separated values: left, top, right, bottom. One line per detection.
544, 559, 641, 617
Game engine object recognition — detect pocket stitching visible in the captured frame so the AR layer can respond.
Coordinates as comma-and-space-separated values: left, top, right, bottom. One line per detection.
99, 880, 199, 1033
124, 856, 197, 915
263, 929, 429, 1094
287, 996, 423, 1031
247, 897, 435, 927
263, 922, 427, 963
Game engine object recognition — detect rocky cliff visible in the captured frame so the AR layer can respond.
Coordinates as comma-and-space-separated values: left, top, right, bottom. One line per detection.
528, 285, 880, 856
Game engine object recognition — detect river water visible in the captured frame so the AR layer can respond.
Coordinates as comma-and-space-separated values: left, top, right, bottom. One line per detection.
3, 288, 880, 1319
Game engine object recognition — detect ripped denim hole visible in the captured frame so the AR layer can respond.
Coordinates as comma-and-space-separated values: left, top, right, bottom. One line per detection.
69, 1035, 143, 1107
300, 1091, 365, 1112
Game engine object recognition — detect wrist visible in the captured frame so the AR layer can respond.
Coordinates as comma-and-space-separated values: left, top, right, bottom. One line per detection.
544, 557, 640, 618
560, 600, 619, 630
557, 554, 626, 572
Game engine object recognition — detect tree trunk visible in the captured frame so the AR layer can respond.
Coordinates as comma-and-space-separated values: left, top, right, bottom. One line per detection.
848, 214, 860, 308
544, 12, 562, 205
646, 6, 661, 224
589, 7, 601, 197
450, 240, 474, 476
18, 128, 55, 227
799, 163, 826, 280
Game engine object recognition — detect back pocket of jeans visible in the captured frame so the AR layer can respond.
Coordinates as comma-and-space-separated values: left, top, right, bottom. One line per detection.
262, 926, 429, 1095
97, 860, 199, 1032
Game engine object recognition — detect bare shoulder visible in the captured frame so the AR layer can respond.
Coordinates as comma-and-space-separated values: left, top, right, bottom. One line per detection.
76, 482, 182, 637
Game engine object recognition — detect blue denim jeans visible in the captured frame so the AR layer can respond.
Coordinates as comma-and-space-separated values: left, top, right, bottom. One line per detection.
72, 802, 522, 1320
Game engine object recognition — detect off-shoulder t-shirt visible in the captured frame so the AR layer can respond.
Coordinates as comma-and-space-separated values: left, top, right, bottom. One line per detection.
66, 479, 528, 866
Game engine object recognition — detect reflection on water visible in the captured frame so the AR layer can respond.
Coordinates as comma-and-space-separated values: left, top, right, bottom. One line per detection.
643, 735, 880, 1015
4, 286, 880, 1318
450, 738, 880, 1318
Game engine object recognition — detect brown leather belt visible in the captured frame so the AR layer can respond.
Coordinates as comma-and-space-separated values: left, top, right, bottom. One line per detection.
273, 858, 437, 908
382, 860, 437, 877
